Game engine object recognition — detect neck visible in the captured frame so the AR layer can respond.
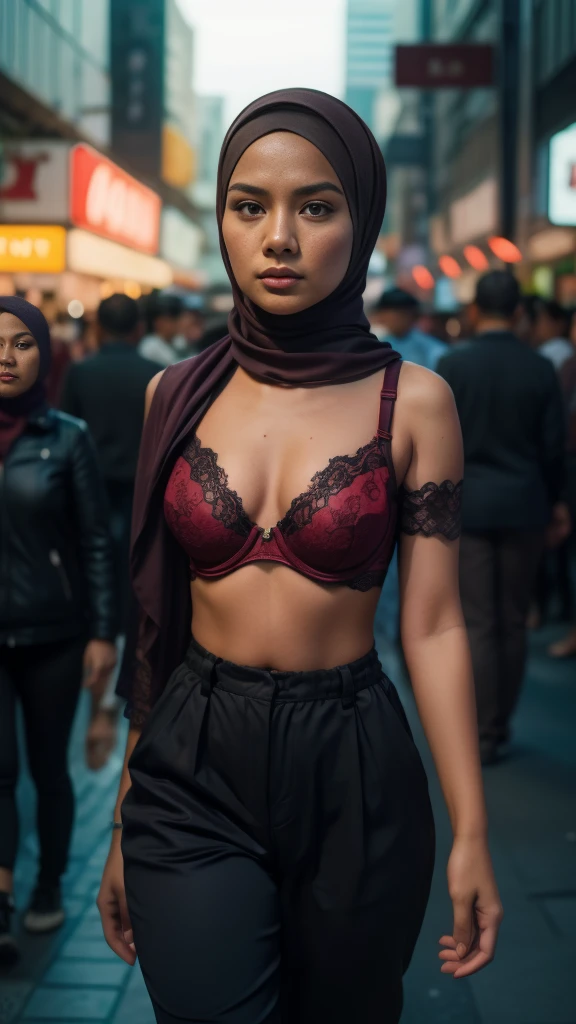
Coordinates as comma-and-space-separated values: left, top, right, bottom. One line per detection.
476, 317, 514, 334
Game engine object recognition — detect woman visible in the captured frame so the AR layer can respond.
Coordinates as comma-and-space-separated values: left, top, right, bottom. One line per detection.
98, 91, 503, 1023
0, 297, 117, 962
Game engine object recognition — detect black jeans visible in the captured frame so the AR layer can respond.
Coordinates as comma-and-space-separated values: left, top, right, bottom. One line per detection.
459, 529, 544, 744
0, 636, 85, 884
121, 638, 435, 1024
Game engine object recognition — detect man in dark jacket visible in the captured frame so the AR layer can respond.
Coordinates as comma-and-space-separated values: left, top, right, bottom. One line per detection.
438, 272, 566, 764
60, 295, 158, 765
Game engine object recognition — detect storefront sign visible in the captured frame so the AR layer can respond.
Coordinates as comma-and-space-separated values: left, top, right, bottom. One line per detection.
67, 228, 172, 288
549, 122, 576, 226
0, 143, 69, 222
111, 0, 165, 180
395, 45, 494, 88
70, 144, 161, 255
0, 225, 66, 272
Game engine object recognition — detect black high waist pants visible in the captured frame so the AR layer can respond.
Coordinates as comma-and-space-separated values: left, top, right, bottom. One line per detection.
121, 639, 435, 1024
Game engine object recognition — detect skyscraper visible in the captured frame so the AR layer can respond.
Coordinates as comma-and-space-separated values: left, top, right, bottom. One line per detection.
345, 0, 397, 135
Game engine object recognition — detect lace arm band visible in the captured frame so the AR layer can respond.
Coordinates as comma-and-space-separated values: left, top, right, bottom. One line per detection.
400, 480, 463, 540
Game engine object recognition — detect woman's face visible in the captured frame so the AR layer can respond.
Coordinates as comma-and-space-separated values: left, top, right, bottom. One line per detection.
0, 312, 41, 399
222, 132, 353, 315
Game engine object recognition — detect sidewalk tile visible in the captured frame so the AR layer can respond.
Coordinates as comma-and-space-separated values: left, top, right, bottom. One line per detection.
22, 986, 118, 1020
43, 959, 129, 987
60, 938, 118, 961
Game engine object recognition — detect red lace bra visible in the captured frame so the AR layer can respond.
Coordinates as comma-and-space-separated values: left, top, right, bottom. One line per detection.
164, 359, 402, 592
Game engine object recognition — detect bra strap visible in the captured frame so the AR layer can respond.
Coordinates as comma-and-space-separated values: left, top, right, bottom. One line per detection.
377, 358, 402, 441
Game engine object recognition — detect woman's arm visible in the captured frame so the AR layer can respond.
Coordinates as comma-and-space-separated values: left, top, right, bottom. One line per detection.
397, 365, 503, 978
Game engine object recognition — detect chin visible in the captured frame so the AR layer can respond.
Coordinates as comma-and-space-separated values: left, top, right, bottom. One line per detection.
252, 288, 315, 317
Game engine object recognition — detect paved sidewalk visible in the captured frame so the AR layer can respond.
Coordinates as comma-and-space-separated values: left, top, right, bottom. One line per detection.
1, 621, 575, 1023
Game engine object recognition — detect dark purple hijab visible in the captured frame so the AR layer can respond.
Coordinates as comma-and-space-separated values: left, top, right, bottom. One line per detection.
118, 88, 399, 719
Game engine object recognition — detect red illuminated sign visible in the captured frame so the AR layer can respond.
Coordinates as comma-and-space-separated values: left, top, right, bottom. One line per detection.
395, 45, 494, 88
70, 144, 161, 254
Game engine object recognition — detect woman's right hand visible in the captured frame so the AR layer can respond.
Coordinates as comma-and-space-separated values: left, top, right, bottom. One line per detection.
97, 837, 136, 965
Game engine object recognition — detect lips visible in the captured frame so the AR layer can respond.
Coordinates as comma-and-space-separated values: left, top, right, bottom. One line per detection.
0, 373, 17, 381
258, 267, 303, 290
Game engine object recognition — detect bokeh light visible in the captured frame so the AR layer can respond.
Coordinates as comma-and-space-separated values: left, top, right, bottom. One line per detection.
487, 237, 522, 263
438, 255, 462, 279
67, 299, 85, 318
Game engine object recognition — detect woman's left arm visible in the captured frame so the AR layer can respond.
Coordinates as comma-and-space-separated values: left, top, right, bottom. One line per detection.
70, 423, 117, 695
397, 367, 503, 979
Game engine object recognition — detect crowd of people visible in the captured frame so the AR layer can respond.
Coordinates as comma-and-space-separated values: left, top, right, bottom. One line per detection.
0, 268, 574, 963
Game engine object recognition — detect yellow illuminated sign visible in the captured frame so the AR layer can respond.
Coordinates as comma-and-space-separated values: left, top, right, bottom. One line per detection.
162, 123, 196, 189
0, 225, 66, 272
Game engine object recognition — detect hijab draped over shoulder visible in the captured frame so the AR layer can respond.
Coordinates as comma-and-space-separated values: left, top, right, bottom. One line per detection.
118, 88, 400, 721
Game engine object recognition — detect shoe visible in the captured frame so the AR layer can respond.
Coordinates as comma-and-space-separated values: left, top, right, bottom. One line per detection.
0, 891, 19, 966
23, 882, 65, 934
479, 738, 499, 766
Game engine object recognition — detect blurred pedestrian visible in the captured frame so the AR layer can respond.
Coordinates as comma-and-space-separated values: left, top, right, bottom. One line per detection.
138, 293, 184, 366
0, 297, 117, 960
370, 287, 449, 371
371, 288, 449, 644
531, 298, 574, 370
173, 295, 207, 358
438, 272, 567, 764
60, 295, 159, 767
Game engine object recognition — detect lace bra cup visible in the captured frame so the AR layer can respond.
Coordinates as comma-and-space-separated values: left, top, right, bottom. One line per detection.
164, 361, 402, 591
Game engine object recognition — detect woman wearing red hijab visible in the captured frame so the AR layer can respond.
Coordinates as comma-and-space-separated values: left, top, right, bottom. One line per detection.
98, 91, 502, 1022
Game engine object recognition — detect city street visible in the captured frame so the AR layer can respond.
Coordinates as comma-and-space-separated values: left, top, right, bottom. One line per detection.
1, 612, 575, 1024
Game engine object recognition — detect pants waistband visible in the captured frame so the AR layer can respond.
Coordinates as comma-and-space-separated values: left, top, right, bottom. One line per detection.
184, 636, 383, 708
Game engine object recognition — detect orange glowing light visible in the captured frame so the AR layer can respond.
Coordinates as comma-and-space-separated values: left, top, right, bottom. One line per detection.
411, 265, 435, 290
463, 244, 489, 271
487, 236, 522, 263
438, 255, 462, 279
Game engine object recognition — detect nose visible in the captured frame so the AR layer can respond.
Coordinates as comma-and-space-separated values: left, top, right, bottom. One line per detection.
262, 206, 298, 258
0, 344, 16, 367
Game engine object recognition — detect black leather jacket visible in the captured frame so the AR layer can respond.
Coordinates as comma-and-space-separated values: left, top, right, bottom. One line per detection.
0, 408, 117, 647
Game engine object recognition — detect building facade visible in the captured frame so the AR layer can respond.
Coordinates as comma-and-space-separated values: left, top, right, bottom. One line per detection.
345, 0, 397, 136
0, 0, 204, 309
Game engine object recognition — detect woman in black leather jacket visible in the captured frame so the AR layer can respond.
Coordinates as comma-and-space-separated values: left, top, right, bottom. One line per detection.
0, 297, 117, 963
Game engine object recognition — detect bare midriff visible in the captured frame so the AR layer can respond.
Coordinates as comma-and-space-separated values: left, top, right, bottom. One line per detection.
190, 564, 382, 670
183, 364, 410, 670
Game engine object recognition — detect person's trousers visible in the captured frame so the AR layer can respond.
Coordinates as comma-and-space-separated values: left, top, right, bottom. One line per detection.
459, 529, 545, 744
0, 636, 85, 882
121, 638, 435, 1024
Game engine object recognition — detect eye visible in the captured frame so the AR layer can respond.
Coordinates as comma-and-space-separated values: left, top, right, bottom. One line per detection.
302, 201, 332, 218
16, 341, 32, 350
235, 201, 264, 217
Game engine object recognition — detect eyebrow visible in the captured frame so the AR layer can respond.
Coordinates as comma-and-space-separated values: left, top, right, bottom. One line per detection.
228, 181, 344, 198
11, 332, 35, 341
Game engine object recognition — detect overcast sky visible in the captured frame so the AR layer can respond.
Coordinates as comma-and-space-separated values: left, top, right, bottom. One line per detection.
177, 0, 346, 128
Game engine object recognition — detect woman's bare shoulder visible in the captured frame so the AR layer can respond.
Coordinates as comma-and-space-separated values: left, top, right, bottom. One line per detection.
397, 360, 455, 420
144, 370, 166, 421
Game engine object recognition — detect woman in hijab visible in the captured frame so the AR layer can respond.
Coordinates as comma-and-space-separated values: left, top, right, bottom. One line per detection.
98, 90, 502, 1023
0, 298, 117, 963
